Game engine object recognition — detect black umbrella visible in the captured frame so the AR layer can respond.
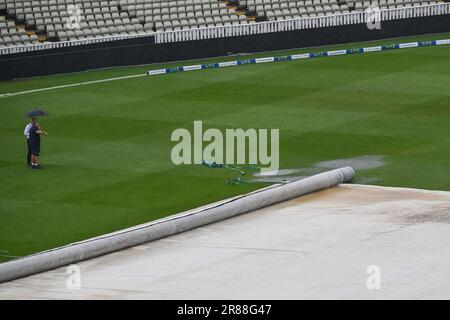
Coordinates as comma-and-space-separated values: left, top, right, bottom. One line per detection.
26, 109, 48, 117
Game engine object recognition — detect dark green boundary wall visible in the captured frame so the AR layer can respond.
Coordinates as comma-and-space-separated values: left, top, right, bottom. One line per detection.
0, 15, 449, 81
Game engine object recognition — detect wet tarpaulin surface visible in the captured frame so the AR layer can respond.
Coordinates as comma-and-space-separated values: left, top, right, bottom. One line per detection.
0, 184, 449, 299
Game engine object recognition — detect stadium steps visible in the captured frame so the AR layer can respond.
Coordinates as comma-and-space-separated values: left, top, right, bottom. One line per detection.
223, 0, 267, 22
0, 7, 43, 49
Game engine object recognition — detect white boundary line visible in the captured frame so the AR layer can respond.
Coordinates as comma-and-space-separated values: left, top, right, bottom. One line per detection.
0, 73, 146, 99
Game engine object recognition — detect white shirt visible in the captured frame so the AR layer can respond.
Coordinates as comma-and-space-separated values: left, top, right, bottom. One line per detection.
24, 123, 32, 139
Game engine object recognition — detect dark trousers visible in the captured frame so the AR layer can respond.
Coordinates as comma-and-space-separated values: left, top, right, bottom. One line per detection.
26, 139, 31, 165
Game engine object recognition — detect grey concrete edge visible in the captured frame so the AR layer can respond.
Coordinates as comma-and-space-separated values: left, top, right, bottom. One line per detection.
0, 166, 355, 283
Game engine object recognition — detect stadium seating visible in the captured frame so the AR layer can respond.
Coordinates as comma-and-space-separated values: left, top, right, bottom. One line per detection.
241, 0, 438, 20
0, 0, 440, 48
0, 0, 252, 47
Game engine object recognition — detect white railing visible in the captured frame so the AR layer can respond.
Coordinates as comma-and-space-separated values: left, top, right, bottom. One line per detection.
0, 3, 448, 56
0, 32, 153, 56
155, 3, 450, 44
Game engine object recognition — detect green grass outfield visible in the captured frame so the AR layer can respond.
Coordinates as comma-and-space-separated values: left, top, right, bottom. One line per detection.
1, 33, 449, 262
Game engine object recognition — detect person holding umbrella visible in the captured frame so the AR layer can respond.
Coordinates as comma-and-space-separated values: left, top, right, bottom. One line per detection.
25, 109, 49, 169
24, 117, 36, 166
